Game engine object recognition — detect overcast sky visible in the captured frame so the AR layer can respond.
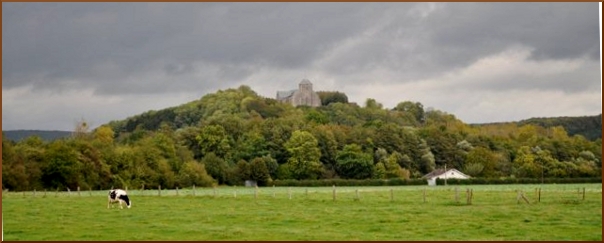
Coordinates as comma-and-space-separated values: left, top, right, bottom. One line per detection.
2, 2, 602, 131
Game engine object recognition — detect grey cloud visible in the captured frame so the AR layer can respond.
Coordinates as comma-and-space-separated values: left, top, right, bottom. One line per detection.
1, 2, 600, 131
3, 2, 392, 95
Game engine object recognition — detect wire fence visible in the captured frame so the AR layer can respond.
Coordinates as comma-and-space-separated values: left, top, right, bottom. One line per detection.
3, 183, 601, 206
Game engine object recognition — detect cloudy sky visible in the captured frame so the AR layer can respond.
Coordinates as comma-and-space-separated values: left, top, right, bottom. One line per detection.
2, 2, 602, 131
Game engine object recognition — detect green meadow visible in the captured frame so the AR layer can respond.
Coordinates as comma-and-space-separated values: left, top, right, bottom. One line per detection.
2, 184, 601, 240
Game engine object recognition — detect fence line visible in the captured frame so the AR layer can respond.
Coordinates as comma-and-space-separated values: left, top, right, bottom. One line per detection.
3, 184, 601, 206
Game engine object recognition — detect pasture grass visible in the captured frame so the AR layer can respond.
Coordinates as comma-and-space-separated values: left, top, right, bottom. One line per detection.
2, 184, 601, 240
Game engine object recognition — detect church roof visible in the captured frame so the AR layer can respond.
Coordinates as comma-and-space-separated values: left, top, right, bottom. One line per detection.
277, 90, 296, 99
300, 79, 312, 85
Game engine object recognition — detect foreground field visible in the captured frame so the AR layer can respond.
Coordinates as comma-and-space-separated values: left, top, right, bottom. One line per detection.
2, 184, 602, 240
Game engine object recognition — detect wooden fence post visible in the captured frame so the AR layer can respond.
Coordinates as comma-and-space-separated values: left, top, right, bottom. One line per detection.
288, 187, 292, 200
538, 188, 541, 202
158, 185, 161, 196
192, 185, 196, 196
423, 189, 426, 203
213, 187, 217, 198
176, 187, 179, 196
89, 187, 92, 196
272, 185, 276, 198
67, 187, 71, 196
333, 185, 337, 201
355, 189, 360, 201
234, 186, 237, 198
77, 186, 81, 197
33, 189, 36, 197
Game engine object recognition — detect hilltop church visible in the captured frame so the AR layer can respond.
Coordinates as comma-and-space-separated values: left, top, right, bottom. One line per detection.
276, 79, 321, 107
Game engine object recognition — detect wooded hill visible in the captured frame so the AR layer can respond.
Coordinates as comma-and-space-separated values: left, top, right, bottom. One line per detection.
2, 85, 601, 191
2, 130, 72, 142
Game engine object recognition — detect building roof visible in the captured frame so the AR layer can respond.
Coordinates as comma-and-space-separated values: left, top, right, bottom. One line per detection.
422, 168, 470, 179
300, 79, 312, 85
276, 90, 296, 99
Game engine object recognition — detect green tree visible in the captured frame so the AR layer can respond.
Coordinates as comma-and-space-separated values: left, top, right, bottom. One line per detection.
335, 144, 374, 179
284, 130, 324, 180
201, 152, 229, 185
177, 160, 215, 187
42, 140, 82, 189
197, 124, 232, 159
317, 91, 349, 106
464, 147, 497, 177
250, 157, 271, 186
394, 101, 425, 125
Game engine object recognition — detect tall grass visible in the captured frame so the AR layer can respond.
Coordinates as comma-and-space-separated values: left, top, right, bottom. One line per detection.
2, 184, 601, 240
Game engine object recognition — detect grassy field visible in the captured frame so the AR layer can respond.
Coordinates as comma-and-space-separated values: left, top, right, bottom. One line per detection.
2, 184, 601, 240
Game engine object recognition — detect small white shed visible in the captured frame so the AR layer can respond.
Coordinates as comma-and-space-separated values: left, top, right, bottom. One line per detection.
423, 168, 471, 186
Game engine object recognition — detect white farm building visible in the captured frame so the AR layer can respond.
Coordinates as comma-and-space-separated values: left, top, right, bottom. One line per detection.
423, 168, 471, 186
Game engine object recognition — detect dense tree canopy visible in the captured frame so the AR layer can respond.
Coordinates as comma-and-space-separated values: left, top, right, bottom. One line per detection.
2, 86, 601, 190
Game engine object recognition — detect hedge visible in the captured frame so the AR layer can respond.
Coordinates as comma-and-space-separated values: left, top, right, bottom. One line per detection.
267, 177, 602, 187
435, 177, 602, 185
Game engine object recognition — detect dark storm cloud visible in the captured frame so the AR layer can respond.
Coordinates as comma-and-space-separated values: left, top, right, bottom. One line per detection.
2, 2, 396, 94
2, 2, 600, 130
317, 2, 599, 89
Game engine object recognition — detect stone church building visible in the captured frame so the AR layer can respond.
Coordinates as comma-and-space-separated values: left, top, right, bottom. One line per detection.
276, 79, 321, 107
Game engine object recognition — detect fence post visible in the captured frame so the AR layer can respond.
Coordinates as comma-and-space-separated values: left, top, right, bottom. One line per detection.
125, 186, 128, 192
333, 185, 337, 201
56, 188, 59, 197
77, 186, 81, 196
33, 189, 36, 197
455, 187, 459, 204
390, 188, 393, 202
89, 187, 92, 196
423, 189, 426, 203
142, 185, 145, 196
272, 185, 276, 198
176, 187, 179, 196
288, 187, 292, 200
255, 185, 258, 199
305, 188, 308, 197
192, 185, 196, 196
234, 186, 237, 198
355, 189, 360, 201
44, 189, 47, 197
582, 187, 585, 201
538, 188, 541, 202
67, 187, 71, 196
158, 185, 161, 197
213, 187, 217, 198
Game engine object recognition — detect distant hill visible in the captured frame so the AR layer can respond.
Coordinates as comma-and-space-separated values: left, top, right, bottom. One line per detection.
473, 114, 602, 141
517, 114, 601, 141
2, 130, 72, 142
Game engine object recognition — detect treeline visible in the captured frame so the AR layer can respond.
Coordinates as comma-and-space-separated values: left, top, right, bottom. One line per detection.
2, 130, 72, 142
2, 85, 602, 191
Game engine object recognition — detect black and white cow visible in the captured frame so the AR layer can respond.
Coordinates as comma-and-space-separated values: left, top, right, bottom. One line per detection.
107, 189, 132, 209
